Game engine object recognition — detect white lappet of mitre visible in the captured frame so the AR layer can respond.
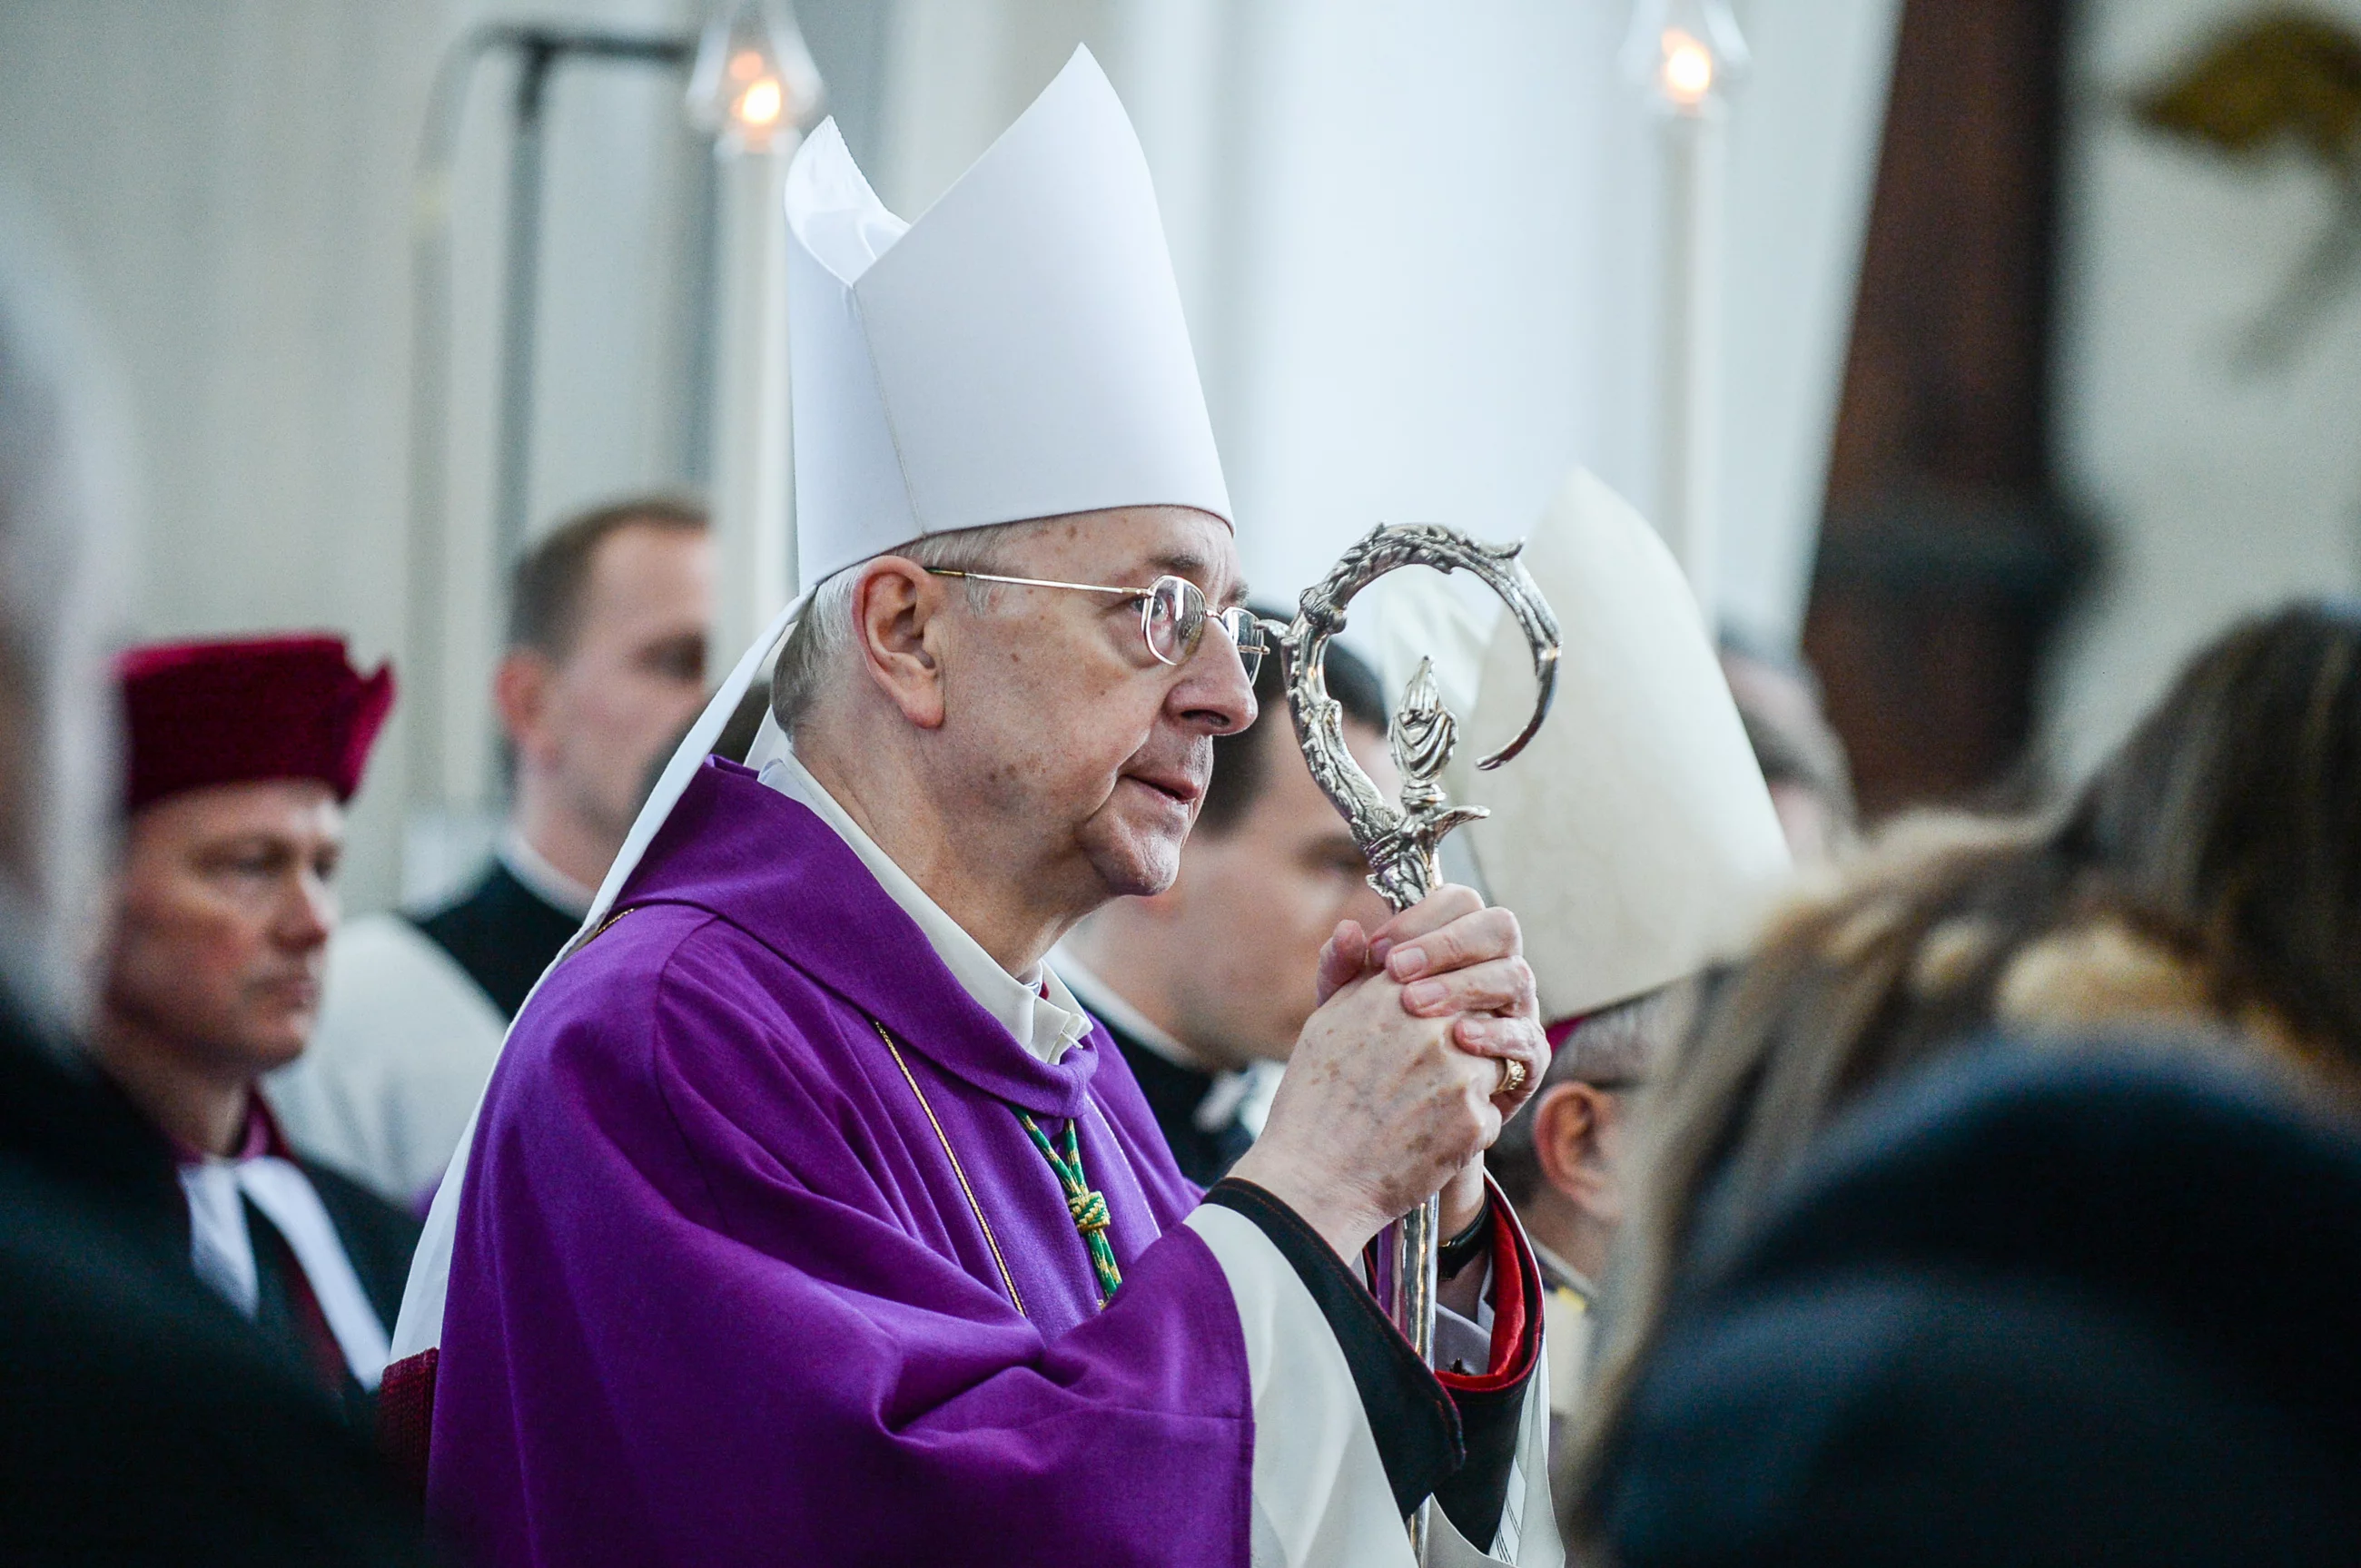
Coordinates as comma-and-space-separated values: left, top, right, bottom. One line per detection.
394, 44, 1231, 1361
1373, 469, 1793, 1021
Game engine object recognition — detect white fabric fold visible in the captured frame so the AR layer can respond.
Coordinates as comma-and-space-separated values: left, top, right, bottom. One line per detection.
1183, 1205, 1561, 1567
180, 1157, 394, 1388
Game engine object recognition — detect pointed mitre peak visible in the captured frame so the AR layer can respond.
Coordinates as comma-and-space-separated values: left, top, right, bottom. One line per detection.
783, 46, 1232, 587
1377, 470, 1793, 1020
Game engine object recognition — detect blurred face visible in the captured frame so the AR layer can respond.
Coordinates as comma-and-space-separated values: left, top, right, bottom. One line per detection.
102, 779, 341, 1080
931, 507, 1257, 907
1769, 781, 1842, 866
1164, 720, 1398, 1066
514, 523, 713, 847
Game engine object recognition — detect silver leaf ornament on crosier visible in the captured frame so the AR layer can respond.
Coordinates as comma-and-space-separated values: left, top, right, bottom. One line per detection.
1280, 522, 1560, 911
1276, 522, 1561, 1560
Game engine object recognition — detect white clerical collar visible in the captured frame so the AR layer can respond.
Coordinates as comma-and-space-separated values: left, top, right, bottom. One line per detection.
754, 746, 1092, 1066
176, 1097, 394, 1387
1052, 948, 1276, 1136
498, 828, 596, 921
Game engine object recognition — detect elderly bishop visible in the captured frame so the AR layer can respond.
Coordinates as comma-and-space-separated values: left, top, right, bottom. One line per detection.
394, 50, 1557, 1568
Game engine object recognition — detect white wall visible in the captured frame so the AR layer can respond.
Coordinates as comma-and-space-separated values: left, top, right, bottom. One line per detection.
0, 0, 1893, 910
873, 0, 1895, 646
420, 0, 714, 883
0, 1, 450, 912
0, 0, 753, 910
2047, 0, 2361, 777
1714, 0, 1902, 650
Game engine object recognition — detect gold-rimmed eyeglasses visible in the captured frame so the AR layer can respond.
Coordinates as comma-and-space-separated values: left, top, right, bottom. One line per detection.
926, 569, 1279, 680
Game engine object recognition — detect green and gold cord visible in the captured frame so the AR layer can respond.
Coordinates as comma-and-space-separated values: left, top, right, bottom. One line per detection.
1016, 1110, 1123, 1307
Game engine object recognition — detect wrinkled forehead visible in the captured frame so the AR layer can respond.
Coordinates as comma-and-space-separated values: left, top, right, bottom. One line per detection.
1008, 504, 1248, 606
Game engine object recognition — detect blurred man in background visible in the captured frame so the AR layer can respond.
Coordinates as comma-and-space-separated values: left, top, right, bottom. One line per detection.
1720, 636, 1857, 865
1053, 628, 1394, 1182
1486, 986, 1691, 1452
430, 497, 713, 1013
91, 636, 418, 1414
0, 210, 424, 1563
273, 498, 712, 1202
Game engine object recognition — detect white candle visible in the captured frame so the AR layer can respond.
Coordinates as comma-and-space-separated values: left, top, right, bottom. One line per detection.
1625, 0, 1749, 626
688, 0, 825, 664
709, 144, 798, 667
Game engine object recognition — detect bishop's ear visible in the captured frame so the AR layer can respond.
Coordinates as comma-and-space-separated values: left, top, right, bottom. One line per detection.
1534, 1082, 1615, 1214
850, 557, 950, 729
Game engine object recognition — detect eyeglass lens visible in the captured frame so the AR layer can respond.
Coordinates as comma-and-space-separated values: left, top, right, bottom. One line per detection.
1141, 577, 1268, 679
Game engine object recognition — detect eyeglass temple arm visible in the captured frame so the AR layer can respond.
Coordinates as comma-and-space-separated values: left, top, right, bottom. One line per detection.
929, 570, 1268, 641
926, 568, 1147, 600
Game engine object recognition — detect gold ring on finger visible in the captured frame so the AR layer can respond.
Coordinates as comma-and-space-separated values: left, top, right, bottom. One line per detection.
1497, 1057, 1527, 1098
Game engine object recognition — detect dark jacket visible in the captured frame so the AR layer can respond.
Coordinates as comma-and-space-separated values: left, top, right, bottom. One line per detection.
1594, 1043, 2361, 1567
195, 1131, 423, 1420
0, 994, 430, 1564
413, 857, 583, 1020
1095, 1012, 1256, 1188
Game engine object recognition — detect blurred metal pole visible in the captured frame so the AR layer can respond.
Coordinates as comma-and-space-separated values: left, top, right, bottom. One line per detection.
403, 26, 692, 832
491, 38, 557, 587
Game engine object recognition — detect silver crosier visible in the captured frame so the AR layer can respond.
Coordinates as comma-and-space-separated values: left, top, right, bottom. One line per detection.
1276, 522, 1560, 1557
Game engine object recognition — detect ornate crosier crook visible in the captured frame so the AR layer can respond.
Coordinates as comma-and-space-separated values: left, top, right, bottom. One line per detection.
1280, 523, 1561, 911
1278, 523, 1560, 1559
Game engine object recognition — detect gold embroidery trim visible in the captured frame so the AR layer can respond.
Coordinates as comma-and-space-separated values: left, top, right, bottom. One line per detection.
871, 1020, 1026, 1318
569, 905, 636, 957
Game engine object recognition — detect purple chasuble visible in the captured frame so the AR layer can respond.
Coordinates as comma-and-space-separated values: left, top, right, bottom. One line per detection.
429, 759, 1251, 1566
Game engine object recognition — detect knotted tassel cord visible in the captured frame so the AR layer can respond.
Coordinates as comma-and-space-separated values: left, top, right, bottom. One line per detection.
1015, 1110, 1122, 1307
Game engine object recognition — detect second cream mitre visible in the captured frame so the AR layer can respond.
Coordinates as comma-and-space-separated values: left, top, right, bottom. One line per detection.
1376, 470, 1793, 1022
785, 45, 1233, 583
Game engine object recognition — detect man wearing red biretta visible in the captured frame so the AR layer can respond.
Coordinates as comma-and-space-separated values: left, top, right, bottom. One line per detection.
88, 634, 418, 1419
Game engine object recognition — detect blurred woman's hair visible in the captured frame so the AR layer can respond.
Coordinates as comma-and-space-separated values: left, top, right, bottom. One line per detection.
1564, 599, 2361, 1545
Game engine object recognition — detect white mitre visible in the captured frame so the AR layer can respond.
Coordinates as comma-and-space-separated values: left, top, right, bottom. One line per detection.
1374, 470, 1793, 1021
786, 44, 1231, 579
396, 45, 1229, 1363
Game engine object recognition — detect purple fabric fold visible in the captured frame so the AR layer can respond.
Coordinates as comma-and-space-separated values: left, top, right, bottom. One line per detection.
430, 760, 1253, 1566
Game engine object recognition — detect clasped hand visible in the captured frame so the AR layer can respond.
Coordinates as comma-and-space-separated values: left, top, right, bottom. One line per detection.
1229, 885, 1546, 1263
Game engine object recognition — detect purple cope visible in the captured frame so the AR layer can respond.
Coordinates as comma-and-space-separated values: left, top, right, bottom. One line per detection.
428, 759, 1255, 1565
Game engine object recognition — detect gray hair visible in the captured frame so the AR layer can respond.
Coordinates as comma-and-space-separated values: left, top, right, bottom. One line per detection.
771, 518, 1048, 736
0, 200, 129, 1031
1487, 981, 1696, 1209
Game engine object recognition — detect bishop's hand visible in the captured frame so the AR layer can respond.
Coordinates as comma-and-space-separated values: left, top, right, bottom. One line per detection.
1230, 884, 1546, 1264
1320, 885, 1546, 1109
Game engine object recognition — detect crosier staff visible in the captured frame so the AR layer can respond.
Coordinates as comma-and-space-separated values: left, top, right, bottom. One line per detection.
1276, 523, 1561, 1560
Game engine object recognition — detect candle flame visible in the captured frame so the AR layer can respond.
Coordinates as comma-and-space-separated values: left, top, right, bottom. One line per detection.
1660, 28, 1716, 107
735, 78, 785, 130
728, 48, 765, 83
